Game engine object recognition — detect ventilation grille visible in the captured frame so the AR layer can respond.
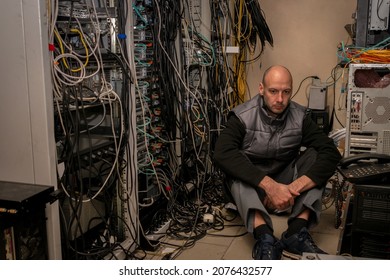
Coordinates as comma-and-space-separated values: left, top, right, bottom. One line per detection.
384, 130, 390, 155
364, 96, 390, 124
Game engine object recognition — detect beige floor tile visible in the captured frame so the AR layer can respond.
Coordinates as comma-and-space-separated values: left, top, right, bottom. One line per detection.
200, 224, 246, 246
174, 242, 230, 260
311, 231, 341, 255
313, 212, 339, 235
270, 214, 289, 239
223, 233, 254, 260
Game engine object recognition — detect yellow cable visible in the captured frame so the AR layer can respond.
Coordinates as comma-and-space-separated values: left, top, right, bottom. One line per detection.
69, 28, 89, 72
347, 49, 390, 63
54, 28, 89, 72
54, 28, 67, 66
232, 0, 246, 108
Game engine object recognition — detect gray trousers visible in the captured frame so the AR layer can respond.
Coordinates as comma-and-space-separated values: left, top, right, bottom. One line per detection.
229, 148, 324, 233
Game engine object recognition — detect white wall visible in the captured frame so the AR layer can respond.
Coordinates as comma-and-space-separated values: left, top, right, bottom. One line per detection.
245, 0, 357, 130
0, 0, 61, 259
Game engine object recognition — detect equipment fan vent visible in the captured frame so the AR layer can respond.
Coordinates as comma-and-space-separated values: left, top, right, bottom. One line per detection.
384, 131, 390, 155
365, 97, 390, 124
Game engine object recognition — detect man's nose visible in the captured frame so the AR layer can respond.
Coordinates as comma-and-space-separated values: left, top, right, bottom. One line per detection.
276, 92, 283, 102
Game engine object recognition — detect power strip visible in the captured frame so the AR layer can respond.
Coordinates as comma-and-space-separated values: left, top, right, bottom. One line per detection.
145, 219, 171, 241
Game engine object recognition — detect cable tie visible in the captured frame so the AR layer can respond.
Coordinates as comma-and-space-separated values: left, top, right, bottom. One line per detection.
48, 44, 55, 51
118, 33, 127, 40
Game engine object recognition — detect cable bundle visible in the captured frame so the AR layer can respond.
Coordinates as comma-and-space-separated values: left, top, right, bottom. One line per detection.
231, 0, 273, 105
342, 49, 390, 64
244, 0, 273, 53
338, 36, 390, 64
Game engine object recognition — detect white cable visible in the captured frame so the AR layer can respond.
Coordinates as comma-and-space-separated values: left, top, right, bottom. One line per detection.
53, 53, 86, 85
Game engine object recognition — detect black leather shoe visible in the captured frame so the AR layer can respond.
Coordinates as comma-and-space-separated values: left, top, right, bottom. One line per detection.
280, 227, 327, 255
252, 234, 282, 260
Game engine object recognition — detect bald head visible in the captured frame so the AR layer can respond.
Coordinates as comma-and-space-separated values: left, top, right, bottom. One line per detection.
262, 65, 293, 88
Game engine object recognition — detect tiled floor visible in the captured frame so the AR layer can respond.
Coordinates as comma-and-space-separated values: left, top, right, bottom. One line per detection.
140, 203, 341, 260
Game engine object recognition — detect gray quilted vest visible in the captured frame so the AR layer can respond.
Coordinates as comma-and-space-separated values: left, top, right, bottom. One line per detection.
231, 95, 307, 174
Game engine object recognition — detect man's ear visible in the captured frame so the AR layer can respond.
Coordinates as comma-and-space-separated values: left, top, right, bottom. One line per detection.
259, 83, 264, 96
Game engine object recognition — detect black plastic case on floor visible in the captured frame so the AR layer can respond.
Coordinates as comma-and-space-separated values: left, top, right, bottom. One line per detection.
0, 181, 54, 260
